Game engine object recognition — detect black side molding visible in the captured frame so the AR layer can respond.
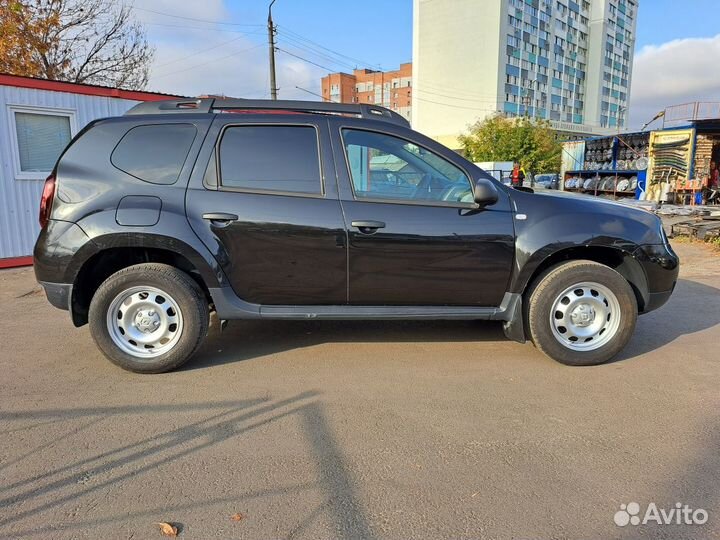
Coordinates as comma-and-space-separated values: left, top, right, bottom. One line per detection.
208, 287, 524, 341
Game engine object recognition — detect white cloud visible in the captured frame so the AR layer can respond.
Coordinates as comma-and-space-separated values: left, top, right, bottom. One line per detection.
629, 34, 720, 129
130, 0, 324, 99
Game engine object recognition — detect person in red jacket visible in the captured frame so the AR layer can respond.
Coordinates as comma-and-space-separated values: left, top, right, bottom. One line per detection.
511, 162, 525, 187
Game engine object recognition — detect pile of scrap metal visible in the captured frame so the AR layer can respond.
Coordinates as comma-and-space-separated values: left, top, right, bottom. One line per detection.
670, 215, 720, 240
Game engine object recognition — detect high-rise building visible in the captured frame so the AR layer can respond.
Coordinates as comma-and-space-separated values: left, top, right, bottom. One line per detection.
412, 0, 638, 147
321, 63, 412, 122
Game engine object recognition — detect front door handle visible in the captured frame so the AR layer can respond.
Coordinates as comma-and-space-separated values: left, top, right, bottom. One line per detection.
202, 212, 238, 226
351, 220, 385, 234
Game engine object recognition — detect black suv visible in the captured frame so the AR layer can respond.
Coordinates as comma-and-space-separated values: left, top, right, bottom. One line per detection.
34, 99, 679, 373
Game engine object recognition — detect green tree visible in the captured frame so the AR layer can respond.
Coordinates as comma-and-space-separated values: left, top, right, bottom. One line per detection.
459, 114, 562, 174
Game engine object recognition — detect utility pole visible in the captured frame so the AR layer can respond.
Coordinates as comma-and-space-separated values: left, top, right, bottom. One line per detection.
268, 0, 278, 100
614, 105, 626, 198
516, 80, 532, 118
523, 80, 535, 118
524, 90, 531, 117
381, 71, 384, 107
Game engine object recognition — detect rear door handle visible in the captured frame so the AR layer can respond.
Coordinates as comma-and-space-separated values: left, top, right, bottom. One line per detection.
202, 212, 238, 226
351, 220, 385, 234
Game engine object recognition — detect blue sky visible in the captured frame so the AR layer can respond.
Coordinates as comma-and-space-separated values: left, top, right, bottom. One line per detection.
227, 0, 720, 69
634, 0, 719, 48
137, 0, 720, 129
230, 0, 414, 72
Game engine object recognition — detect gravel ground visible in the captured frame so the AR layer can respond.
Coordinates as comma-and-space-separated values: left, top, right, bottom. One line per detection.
0, 242, 718, 539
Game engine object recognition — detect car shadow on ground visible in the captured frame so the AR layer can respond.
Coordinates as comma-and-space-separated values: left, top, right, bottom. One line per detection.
186, 278, 720, 371
0, 393, 375, 539
616, 278, 720, 362
184, 318, 511, 371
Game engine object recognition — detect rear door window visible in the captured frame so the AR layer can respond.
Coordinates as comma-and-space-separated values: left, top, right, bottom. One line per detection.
218, 125, 322, 195
111, 124, 197, 185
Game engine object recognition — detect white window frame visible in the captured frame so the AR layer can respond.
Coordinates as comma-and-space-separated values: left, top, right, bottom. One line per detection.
7, 105, 77, 180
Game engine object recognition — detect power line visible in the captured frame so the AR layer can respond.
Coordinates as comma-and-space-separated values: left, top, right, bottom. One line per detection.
275, 36, 357, 71
414, 96, 499, 112
295, 86, 332, 101
275, 25, 378, 70
416, 87, 502, 104
276, 33, 360, 71
418, 80, 500, 99
152, 44, 264, 79
275, 47, 337, 72
417, 84, 503, 101
144, 22, 266, 34
130, 6, 263, 27
289, 73, 332, 90
153, 35, 249, 69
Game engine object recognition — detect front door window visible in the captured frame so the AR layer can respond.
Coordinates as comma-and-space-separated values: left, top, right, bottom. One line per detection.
342, 129, 474, 204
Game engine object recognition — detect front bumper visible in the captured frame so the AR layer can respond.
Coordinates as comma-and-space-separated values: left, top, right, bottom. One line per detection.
635, 242, 680, 313
645, 286, 676, 312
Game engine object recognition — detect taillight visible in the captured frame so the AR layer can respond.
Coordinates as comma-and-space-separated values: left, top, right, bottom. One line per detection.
39, 174, 56, 229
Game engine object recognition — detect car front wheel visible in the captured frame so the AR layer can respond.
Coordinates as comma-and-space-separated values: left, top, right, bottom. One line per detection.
526, 260, 638, 366
88, 263, 209, 373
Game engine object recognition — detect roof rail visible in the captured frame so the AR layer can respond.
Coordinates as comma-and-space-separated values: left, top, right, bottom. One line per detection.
125, 98, 212, 115
125, 98, 410, 127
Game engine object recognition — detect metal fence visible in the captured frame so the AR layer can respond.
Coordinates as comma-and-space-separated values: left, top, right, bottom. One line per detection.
663, 102, 720, 128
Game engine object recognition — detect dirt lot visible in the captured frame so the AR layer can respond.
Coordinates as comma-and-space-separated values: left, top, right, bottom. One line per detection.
1, 242, 718, 539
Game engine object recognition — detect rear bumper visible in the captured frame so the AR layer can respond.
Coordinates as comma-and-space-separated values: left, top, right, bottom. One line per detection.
38, 281, 73, 311
33, 220, 92, 284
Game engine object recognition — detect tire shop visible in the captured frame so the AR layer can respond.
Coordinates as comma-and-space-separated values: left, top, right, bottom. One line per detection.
560, 116, 720, 206
561, 130, 649, 199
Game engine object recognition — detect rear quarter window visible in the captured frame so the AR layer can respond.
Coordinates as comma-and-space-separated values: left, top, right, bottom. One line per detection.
111, 124, 197, 185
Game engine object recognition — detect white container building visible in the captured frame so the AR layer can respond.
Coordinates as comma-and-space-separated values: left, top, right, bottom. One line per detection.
0, 74, 179, 267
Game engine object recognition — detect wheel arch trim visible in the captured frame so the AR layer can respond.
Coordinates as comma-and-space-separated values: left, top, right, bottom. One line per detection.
516, 245, 650, 310
66, 234, 226, 326
67, 232, 224, 288
501, 245, 650, 342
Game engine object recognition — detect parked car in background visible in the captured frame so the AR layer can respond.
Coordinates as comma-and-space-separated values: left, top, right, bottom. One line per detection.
534, 173, 560, 189
35, 99, 678, 373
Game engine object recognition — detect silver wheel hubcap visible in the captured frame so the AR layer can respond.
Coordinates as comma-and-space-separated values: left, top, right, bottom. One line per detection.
549, 281, 621, 351
107, 286, 183, 359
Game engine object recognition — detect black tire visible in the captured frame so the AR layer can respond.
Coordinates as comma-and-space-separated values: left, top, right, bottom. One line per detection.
525, 260, 637, 366
89, 263, 209, 373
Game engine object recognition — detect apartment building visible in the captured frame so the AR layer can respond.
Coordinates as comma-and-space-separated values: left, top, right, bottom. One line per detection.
321, 63, 412, 121
412, 0, 638, 147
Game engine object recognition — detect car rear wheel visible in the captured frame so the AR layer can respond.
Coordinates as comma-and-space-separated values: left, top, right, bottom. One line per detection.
89, 263, 209, 373
526, 260, 637, 366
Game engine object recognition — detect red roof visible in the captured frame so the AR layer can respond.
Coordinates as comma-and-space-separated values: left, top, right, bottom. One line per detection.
0, 73, 185, 102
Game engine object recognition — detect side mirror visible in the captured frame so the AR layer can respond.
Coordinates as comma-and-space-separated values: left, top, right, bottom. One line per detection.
473, 177, 499, 206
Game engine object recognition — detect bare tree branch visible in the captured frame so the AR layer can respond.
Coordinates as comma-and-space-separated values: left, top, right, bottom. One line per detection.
0, 0, 154, 89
